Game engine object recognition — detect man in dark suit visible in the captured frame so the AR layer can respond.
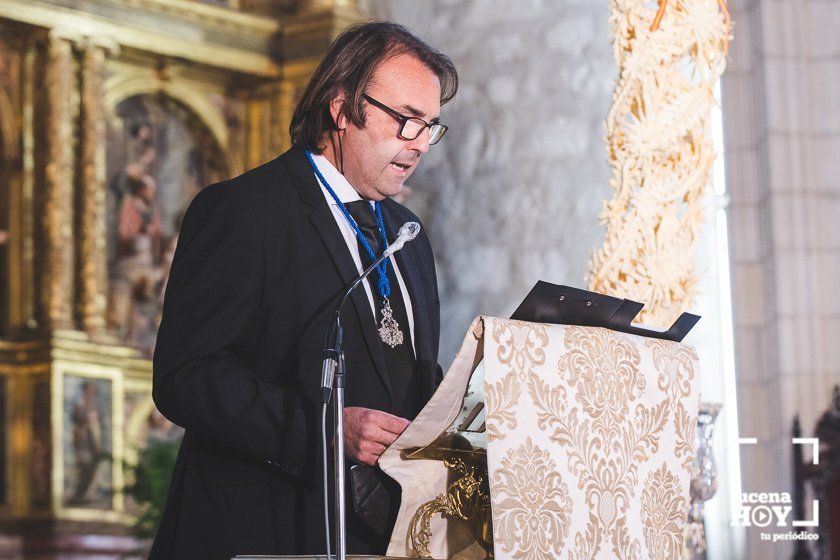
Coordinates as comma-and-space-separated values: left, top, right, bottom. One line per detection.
150, 22, 458, 559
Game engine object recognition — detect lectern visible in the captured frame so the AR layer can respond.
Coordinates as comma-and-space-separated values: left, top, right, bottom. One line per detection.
380, 284, 701, 559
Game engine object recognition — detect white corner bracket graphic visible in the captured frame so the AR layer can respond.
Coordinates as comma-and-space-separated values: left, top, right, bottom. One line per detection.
792, 438, 820, 527
793, 437, 820, 465
793, 500, 819, 528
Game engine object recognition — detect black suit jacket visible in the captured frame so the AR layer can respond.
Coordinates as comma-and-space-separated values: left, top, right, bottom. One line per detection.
150, 147, 443, 559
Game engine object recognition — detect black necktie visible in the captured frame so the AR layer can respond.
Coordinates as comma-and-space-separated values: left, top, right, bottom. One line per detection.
345, 200, 420, 419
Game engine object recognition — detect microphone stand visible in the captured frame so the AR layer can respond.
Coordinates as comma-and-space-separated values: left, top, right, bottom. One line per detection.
332, 352, 346, 560
322, 248, 400, 560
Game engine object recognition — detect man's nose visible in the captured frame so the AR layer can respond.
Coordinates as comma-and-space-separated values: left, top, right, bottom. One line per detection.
406, 127, 431, 154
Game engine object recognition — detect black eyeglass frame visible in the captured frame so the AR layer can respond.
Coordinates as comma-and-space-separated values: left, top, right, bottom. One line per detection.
362, 94, 448, 144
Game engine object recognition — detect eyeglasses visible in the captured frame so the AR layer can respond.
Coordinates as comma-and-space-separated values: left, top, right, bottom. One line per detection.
362, 94, 448, 145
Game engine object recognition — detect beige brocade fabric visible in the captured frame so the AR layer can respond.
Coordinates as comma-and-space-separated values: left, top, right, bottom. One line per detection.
484, 317, 699, 560
381, 317, 700, 560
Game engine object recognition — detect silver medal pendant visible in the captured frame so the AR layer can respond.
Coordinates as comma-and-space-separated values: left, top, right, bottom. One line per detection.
378, 297, 404, 348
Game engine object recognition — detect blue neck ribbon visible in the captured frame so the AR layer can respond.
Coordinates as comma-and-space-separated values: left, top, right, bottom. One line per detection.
305, 149, 392, 299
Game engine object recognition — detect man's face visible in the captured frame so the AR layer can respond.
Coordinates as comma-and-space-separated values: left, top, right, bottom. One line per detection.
331, 53, 442, 201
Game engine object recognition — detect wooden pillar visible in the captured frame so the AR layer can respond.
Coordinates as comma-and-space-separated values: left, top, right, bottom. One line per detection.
38, 33, 76, 331
76, 42, 109, 335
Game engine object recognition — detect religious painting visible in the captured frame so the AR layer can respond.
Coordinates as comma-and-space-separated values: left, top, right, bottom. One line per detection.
105, 94, 226, 357
62, 375, 113, 509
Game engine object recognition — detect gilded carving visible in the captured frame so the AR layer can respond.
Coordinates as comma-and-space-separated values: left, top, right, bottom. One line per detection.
0, 0, 352, 550
79, 44, 109, 334
408, 458, 489, 559
41, 34, 76, 329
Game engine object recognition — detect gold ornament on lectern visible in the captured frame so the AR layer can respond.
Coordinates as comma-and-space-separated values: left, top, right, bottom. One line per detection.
407, 457, 492, 559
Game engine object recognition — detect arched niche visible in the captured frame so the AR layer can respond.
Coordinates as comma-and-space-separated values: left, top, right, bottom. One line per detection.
104, 75, 233, 166
103, 92, 229, 356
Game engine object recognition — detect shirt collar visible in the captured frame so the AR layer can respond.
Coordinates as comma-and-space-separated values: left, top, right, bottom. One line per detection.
312, 153, 372, 207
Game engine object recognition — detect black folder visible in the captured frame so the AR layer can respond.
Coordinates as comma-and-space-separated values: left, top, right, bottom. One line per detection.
510, 281, 699, 342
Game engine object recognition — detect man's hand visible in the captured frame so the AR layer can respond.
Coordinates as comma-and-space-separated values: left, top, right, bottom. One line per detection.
343, 407, 410, 466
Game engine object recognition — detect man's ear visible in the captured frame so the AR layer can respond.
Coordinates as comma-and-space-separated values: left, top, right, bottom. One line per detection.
329, 95, 347, 130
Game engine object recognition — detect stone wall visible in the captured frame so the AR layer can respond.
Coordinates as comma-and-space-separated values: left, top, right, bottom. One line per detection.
359, 0, 615, 365
723, 0, 840, 558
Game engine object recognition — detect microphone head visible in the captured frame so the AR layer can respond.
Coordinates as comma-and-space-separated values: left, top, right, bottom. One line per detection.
384, 222, 421, 256
399, 221, 421, 241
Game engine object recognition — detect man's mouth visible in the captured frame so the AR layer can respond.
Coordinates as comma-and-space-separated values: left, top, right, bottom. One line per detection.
390, 161, 413, 171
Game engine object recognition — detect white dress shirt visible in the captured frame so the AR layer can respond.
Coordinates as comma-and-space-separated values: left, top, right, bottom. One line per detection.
311, 154, 416, 353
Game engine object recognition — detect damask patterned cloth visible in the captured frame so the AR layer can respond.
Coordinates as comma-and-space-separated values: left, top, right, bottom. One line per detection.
380, 316, 699, 560
484, 317, 699, 560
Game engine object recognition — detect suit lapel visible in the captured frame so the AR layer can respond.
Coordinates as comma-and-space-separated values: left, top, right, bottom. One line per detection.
284, 149, 392, 398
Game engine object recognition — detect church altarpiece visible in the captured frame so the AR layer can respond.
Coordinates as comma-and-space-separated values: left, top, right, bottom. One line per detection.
0, 0, 363, 554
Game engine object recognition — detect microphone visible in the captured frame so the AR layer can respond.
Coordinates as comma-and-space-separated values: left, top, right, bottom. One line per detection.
383, 221, 421, 257
320, 221, 421, 403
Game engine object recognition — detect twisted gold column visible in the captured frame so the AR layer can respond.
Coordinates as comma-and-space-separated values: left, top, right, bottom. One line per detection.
77, 42, 108, 335
40, 33, 76, 330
